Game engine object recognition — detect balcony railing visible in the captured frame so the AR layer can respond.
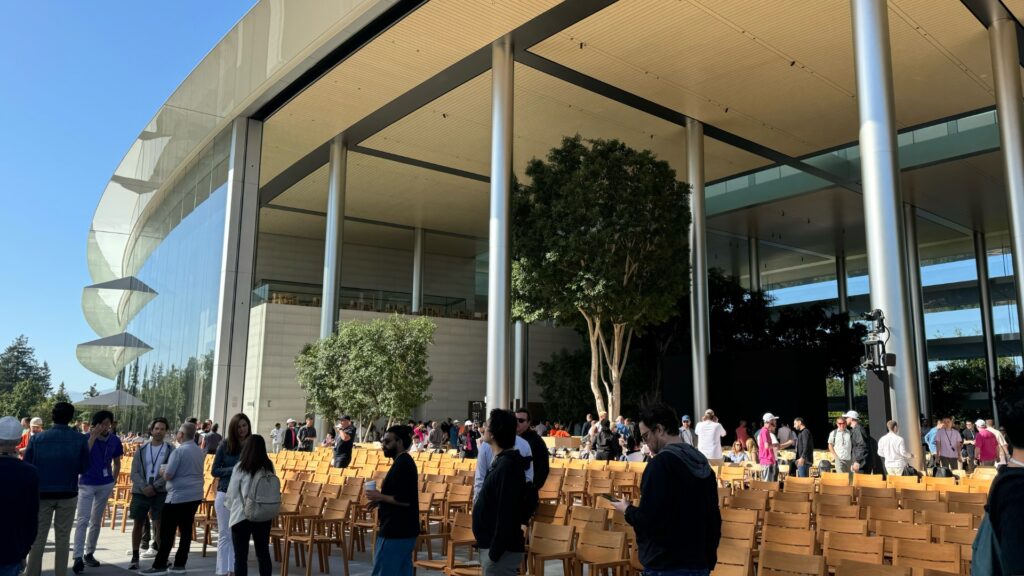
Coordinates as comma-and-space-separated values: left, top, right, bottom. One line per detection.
252, 280, 484, 320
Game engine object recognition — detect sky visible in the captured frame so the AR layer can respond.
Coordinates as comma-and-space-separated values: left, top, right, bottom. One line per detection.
0, 2, 255, 398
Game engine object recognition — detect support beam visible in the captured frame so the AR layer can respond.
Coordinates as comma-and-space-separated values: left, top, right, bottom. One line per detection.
836, 248, 855, 411
904, 205, 931, 421
211, 118, 262, 425
321, 135, 347, 339
989, 11, 1024, 362
975, 231, 1001, 426
851, 0, 922, 466
748, 237, 761, 292
688, 118, 710, 415
485, 36, 513, 412
513, 321, 528, 410
412, 228, 424, 313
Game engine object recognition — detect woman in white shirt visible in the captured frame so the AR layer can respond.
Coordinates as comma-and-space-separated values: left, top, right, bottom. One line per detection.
225, 435, 275, 576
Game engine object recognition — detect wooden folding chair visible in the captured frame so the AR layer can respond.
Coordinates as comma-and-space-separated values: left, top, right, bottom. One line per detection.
757, 549, 825, 576
572, 529, 629, 576
892, 539, 960, 574
823, 532, 883, 571
713, 543, 753, 576
835, 559, 910, 576
526, 522, 576, 576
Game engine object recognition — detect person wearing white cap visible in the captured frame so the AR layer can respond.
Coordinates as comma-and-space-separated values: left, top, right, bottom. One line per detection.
877, 420, 914, 477
281, 418, 299, 451
0, 415, 39, 576
845, 410, 876, 474
975, 419, 999, 467
16, 416, 43, 455
460, 420, 479, 459
756, 413, 780, 481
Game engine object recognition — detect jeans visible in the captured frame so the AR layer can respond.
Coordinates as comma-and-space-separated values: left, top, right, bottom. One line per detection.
761, 464, 778, 482
644, 570, 710, 576
25, 497, 77, 576
371, 536, 416, 576
231, 520, 272, 576
151, 500, 201, 569
479, 549, 523, 576
214, 491, 234, 574
0, 562, 23, 576
73, 483, 114, 558
796, 463, 810, 478
835, 459, 851, 473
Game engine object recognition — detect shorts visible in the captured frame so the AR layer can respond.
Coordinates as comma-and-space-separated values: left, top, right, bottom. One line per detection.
130, 491, 167, 521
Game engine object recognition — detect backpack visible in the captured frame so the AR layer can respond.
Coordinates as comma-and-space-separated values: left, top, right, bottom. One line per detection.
244, 469, 282, 522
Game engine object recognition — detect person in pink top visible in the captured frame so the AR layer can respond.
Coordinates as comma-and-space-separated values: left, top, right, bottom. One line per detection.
974, 419, 999, 466
735, 420, 749, 446
757, 413, 780, 481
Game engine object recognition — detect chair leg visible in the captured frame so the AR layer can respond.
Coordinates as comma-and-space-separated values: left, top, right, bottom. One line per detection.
282, 538, 291, 576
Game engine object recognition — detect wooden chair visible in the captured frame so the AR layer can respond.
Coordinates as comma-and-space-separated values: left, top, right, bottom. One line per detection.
853, 474, 887, 488
572, 529, 629, 576
819, 472, 852, 487
313, 497, 353, 574
905, 499, 949, 515
586, 477, 615, 506
874, 519, 931, 557
749, 480, 780, 493
713, 544, 753, 576
728, 492, 769, 525
814, 493, 853, 507
783, 477, 816, 494
866, 506, 913, 532
892, 539, 960, 574
534, 503, 569, 526
816, 503, 860, 519
561, 472, 587, 505
526, 522, 575, 576
721, 520, 757, 549
815, 517, 867, 546
772, 491, 811, 503
761, 525, 817, 555
569, 505, 609, 536
280, 496, 326, 576
764, 510, 810, 530
820, 483, 855, 497
823, 532, 883, 570
919, 511, 972, 540
538, 470, 564, 503
757, 549, 825, 576
859, 496, 899, 514
939, 525, 975, 575
770, 499, 811, 514
834, 559, 910, 576
413, 511, 477, 575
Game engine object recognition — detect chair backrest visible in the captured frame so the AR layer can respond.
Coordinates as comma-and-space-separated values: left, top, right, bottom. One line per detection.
822, 532, 882, 569
783, 477, 815, 493
569, 505, 609, 533
901, 488, 940, 503
771, 499, 811, 514
721, 507, 759, 527
721, 520, 757, 549
449, 511, 475, 542
772, 491, 811, 503
817, 503, 860, 519
576, 529, 626, 564
765, 510, 810, 530
816, 516, 867, 544
749, 479, 780, 493
858, 486, 897, 500
714, 544, 752, 576
944, 491, 987, 505
905, 499, 949, 514
534, 503, 569, 526
874, 519, 931, 555
853, 474, 887, 488
729, 492, 769, 512
834, 559, 911, 576
866, 506, 913, 531
761, 525, 817, 556
859, 496, 898, 512
820, 484, 855, 497
815, 493, 853, 507
888, 475, 920, 490
947, 500, 985, 519
757, 549, 825, 576
820, 472, 852, 487
892, 539, 960, 574
529, 521, 575, 555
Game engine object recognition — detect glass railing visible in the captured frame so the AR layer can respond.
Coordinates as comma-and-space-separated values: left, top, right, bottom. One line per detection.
252, 280, 480, 320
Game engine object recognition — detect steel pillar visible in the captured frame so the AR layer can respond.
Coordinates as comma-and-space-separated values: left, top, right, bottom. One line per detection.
321, 135, 347, 339
975, 232, 1001, 426
904, 205, 931, 420
851, 0, 922, 465
412, 227, 424, 313
748, 236, 761, 292
513, 321, 528, 409
836, 249, 855, 410
688, 118, 710, 415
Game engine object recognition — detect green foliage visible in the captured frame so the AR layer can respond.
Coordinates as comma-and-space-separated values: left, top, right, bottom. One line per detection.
0, 335, 51, 394
930, 357, 1018, 423
537, 349, 592, 424
295, 315, 436, 437
512, 136, 690, 417
0, 379, 48, 420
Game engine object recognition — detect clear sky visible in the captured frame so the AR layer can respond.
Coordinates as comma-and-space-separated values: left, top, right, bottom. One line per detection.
0, 2, 255, 397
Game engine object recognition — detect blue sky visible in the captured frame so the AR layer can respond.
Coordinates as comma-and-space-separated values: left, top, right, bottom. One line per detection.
0, 2, 254, 397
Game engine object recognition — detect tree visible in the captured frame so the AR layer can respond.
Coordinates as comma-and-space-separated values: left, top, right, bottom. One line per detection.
295, 315, 436, 439
536, 349, 593, 424
513, 136, 690, 418
0, 379, 49, 419
0, 335, 51, 394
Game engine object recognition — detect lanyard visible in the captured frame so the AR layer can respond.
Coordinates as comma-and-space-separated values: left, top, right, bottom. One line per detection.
146, 444, 164, 482
942, 430, 958, 450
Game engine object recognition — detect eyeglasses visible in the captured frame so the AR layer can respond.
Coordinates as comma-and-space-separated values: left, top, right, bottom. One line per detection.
516, 418, 528, 423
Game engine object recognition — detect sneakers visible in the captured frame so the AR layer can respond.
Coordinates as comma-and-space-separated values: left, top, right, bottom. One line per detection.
168, 566, 188, 574
129, 559, 140, 570
72, 558, 85, 574
141, 547, 159, 559
138, 568, 167, 575
83, 554, 101, 567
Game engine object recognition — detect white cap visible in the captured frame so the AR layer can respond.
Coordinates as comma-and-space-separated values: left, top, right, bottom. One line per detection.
762, 412, 778, 422
976, 419, 987, 428
30, 417, 43, 427
286, 418, 296, 424
0, 416, 22, 441
465, 420, 473, 426
843, 410, 860, 420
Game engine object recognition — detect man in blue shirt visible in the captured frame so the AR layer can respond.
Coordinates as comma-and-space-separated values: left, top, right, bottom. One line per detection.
23, 402, 90, 576
923, 420, 939, 465
72, 410, 123, 574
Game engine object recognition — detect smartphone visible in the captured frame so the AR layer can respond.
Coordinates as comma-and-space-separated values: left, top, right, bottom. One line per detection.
599, 494, 620, 502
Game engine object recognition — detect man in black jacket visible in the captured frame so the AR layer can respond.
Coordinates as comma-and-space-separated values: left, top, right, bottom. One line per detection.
472, 409, 526, 576
977, 393, 1024, 575
846, 411, 875, 474
793, 417, 814, 478
613, 403, 720, 573
515, 408, 549, 490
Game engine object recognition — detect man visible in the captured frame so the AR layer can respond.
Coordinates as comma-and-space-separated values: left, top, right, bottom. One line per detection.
695, 409, 727, 461
580, 413, 594, 438
612, 403, 719, 574
365, 425, 419, 576
200, 422, 222, 455
962, 420, 978, 473
516, 408, 549, 490
128, 418, 174, 570
923, 419, 939, 464
757, 413, 780, 481
472, 409, 528, 575
282, 419, 299, 451
934, 417, 963, 470
877, 420, 914, 477
17, 416, 43, 455
73, 410, 123, 574
141, 422, 205, 575
333, 415, 356, 468
846, 411, 874, 474
777, 421, 794, 448
975, 419, 999, 467
449, 417, 460, 449
679, 415, 695, 446
614, 415, 627, 436
298, 417, 317, 452
270, 423, 281, 454
793, 417, 814, 478
80, 420, 91, 435
534, 420, 547, 437
0, 415, 39, 576
474, 419, 533, 502
735, 420, 749, 446
987, 418, 1010, 464
427, 421, 446, 453
23, 402, 89, 576
973, 394, 1023, 574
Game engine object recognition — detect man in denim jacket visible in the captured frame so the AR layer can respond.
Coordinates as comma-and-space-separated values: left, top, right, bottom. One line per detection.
23, 402, 90, 576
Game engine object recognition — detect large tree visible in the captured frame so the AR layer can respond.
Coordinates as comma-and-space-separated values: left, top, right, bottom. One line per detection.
0, 335, 51, 394
513, 136, 690, 418
295, 315, 435, 439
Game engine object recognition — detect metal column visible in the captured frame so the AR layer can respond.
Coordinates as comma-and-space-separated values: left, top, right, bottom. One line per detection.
904, 205, 931, 420
975, 231, 1001, 426
836, 249, 855, 410
989, 12, 1024, 362
513, 321, 528, 409
412, 228, 424, 314
688, 117, 710, 415
851, 0, 922, 465
485, 36, 513, 412
321, 135, 347, 339
748, 237, 761, 292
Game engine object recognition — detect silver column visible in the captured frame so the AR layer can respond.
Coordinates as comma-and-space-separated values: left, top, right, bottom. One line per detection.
903, 204, 931, 420
748, 236, 761, 292
975, 231, 1001, 426
688, 117, 710, 414
836, 249, 854, 410
412, 227, 424, 314
513, 321, 528, 409
989, 13, 1024, 361
851, 0, 922, 466
486, 36, 513, 411
320, 135, 347, 339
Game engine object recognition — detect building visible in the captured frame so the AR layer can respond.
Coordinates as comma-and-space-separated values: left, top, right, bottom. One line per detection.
78, 0, 1024, 457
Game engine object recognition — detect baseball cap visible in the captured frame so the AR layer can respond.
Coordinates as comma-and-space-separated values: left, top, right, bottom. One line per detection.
762, 412, 778, 422
976, 419, 987, 428
681, 415, 691, 422
0, 416, 22, 441
843, 410, 860, 420
286, 418, 296, 424
30, 417, 43, 427
465, 420, 473, 426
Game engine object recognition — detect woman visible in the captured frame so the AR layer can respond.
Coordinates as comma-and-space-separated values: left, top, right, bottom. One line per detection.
226, 435, 275, 576
619, 434, 644, 462
211, 413, 251, 576
460, 420, 479, 459
745, 438, 758, 464
726, 441, 749, 463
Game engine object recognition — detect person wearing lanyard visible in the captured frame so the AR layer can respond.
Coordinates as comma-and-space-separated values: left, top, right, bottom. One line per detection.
72, 410, 123, 574
935, 417, 963, 470
211, 413, 252, 576
129, 418, 174, 570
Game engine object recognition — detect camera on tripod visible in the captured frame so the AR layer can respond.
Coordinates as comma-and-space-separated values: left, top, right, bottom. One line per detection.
861, 308, 896, 370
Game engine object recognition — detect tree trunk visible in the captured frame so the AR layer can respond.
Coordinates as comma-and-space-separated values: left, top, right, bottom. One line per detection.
581, 311, 608, 417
